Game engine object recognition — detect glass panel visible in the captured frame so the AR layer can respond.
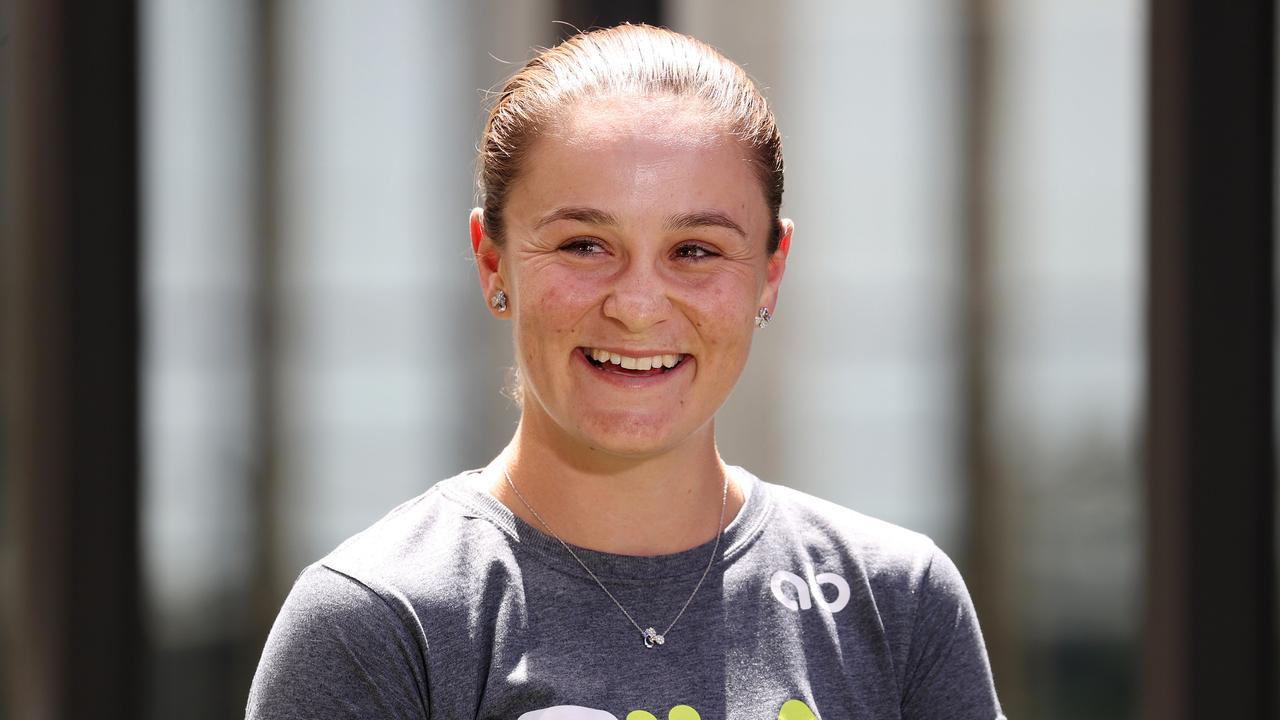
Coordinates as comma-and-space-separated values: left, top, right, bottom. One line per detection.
273, 0, 473, 580
141, 1, 257, 716
988, 2, 1144, 717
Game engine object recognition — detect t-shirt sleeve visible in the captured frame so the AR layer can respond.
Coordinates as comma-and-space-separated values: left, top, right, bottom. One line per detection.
245, 563, 429, 719
899, 545, 1005, 720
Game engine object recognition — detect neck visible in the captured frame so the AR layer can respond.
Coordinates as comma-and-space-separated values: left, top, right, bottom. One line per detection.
477, 416, 744, 556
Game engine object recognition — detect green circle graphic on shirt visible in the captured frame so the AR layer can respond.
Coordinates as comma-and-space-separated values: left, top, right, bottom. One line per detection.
777, 699, 818, 720
625, 712, 657, 720
667, 706, 700, 720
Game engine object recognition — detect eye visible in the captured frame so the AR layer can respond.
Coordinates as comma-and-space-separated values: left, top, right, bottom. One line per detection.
674, 243, 719, 261
560, 238, 606, 256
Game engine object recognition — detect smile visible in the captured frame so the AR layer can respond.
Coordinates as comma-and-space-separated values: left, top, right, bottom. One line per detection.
579, 347, 688, 375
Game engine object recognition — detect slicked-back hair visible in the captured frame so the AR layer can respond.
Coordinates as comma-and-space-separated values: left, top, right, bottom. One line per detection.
476, 24, 785, 254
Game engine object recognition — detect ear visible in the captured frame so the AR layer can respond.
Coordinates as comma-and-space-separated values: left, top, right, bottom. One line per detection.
471, 207, 507, 317
758, 218, 793, 313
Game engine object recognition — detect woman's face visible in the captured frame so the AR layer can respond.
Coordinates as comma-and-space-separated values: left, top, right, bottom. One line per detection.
473, 95, 791, 460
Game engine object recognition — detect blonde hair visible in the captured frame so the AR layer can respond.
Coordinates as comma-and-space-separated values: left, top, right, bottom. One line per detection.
477, 23, 785, 253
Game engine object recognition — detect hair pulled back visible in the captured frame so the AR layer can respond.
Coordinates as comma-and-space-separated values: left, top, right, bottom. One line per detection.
477, 24, 785, 253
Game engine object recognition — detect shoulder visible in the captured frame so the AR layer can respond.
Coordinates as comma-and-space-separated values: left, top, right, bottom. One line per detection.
302, 469, 520, 610
747, 476, 977, 650
247, 563, 431, 718
249, 471, 514, 717
751, 478, 1001, 716
760, 479, 942, 593
258, 563, 411, 657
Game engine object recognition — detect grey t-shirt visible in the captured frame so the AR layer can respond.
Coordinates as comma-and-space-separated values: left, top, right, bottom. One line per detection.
247, 466, 1004, 719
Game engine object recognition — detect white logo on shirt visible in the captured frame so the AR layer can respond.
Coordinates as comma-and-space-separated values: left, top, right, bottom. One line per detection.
770, 569, 850, 613
517, 706, 616, 720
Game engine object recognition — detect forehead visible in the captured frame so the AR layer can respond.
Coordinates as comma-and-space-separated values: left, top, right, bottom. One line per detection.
552, 93, 730, 149
509, 94, 769, 227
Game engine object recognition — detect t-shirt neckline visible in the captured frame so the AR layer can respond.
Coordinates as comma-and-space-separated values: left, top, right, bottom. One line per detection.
438, 464, 773, 584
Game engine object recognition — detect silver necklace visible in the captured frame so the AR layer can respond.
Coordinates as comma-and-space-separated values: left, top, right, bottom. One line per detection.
503, 468, 728, 649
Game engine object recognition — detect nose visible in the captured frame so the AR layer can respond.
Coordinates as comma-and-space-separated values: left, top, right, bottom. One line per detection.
601, 259, 671, 332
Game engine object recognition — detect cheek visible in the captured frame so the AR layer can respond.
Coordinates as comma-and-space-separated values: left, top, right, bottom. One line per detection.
689, 279, 757, 346
516, 271, 602, 343
535, 280, 594, 317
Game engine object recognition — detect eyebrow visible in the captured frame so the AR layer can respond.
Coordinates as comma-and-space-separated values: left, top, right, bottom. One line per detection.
664, 210, 747, 239
534, 206, 621, 230
535, 205, 747, 239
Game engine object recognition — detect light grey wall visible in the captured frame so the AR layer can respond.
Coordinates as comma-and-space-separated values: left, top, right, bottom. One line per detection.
142, 0, 257, 644
988, 0, 1143, 641
275, 0, 479, 574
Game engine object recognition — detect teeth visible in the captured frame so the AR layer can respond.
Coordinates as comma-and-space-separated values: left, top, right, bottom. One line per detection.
586, 348, 684, 370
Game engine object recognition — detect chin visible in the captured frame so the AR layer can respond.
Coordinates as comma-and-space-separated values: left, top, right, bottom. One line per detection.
571, 411, 705, 458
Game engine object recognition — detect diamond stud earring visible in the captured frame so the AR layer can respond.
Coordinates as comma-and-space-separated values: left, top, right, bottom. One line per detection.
754, 306, 771, 329
490, 289, 508, 312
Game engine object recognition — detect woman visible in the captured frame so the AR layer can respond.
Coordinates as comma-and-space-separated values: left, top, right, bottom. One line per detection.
247, 24, 1004, 720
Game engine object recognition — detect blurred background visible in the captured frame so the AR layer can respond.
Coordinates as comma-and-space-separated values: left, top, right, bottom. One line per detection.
0, 0, 1274, 718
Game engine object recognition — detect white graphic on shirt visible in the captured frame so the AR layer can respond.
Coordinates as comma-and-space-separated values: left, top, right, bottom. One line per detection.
519, 700, 815, 719
517, 705, 618, 720
770, 568, 850, 612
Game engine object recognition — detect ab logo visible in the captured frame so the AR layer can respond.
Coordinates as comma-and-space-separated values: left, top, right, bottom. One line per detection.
769, 569, 850, 613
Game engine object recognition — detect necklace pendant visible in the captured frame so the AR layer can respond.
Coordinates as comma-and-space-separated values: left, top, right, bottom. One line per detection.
643, 627, 665, 648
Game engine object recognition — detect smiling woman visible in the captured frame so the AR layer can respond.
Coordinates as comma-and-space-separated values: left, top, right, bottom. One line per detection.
480, 89, 784, 467
246, 24, 1004, 720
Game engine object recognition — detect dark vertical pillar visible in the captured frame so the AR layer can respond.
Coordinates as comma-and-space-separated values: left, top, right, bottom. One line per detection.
1144, 2, 1276, 719
247, 0, 285, 677
956, 0, 1023, 714
1, 1, 142, 718
555, 0, 664, 38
